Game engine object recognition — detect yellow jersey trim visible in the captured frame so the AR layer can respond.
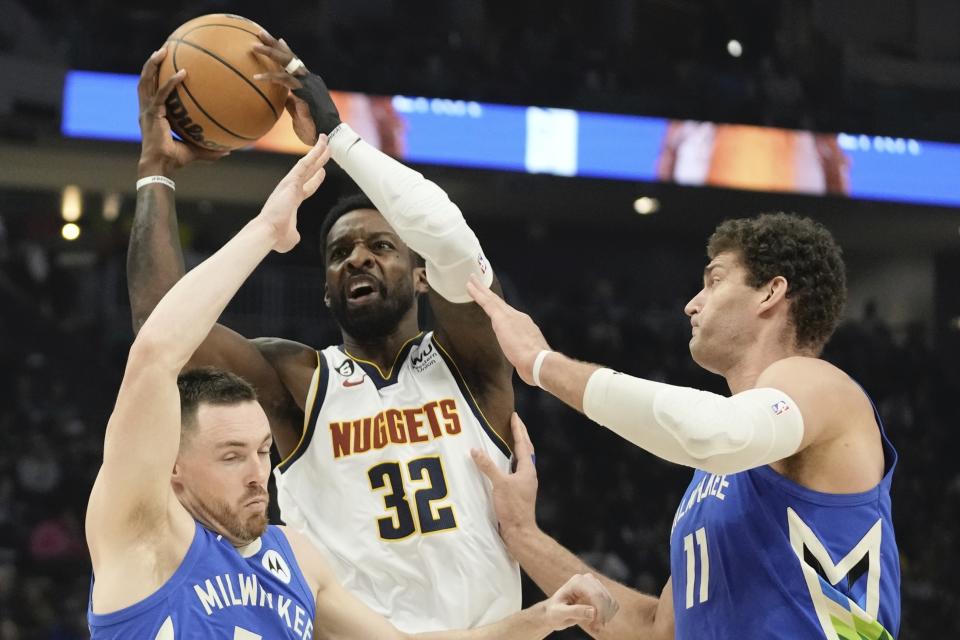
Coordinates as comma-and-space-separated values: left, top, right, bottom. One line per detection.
277, 350, 322, 469
343, 332, 425, 380
432, 338, 512, 456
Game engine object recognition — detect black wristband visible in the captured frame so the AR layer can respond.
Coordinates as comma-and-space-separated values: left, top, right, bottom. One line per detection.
292, 73, 342, 136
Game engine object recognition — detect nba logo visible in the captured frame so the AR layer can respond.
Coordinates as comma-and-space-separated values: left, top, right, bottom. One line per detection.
477, 253, 489, 274
771, 400, 790, 415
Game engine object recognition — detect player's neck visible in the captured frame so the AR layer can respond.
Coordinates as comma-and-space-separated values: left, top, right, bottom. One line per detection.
341, 316, 422, 372
723, 338, 801, 394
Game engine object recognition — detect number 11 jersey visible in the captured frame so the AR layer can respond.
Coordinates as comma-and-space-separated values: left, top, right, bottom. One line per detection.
668, 401, 900, 639
274, 332, 521, 633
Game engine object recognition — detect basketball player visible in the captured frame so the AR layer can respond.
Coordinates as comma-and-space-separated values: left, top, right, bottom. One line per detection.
89, 136, 617, 637
467, 213, 900, 639
128, 44, 519, 631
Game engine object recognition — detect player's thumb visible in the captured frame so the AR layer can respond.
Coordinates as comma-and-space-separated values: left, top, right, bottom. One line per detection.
558, 604, 597, 627
470, 448, 500, 481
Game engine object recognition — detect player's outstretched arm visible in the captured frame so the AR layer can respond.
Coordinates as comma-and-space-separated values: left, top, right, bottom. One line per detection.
282, 524, 616, 640
88, 139, 329, 555
471, 414, 673, 640
253, 32, 516, 442
467, 276, 809, 476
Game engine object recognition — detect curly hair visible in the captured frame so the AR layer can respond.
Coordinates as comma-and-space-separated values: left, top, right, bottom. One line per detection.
707, 213, 846, 353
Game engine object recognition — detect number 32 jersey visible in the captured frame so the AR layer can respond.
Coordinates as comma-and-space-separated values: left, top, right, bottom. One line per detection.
274, 332, 521, 633
669, 403, 900, 639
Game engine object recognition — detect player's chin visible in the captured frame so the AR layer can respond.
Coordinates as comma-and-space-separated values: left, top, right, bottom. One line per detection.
245, 511, 269, 538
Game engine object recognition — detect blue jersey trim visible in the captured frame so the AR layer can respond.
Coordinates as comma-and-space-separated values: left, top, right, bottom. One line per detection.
89, 521, 204, 626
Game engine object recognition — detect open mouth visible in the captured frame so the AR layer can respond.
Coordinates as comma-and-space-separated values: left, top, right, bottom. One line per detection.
346, 276, 381, 302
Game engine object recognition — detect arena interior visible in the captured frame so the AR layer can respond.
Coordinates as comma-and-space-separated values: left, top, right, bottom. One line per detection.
1, 0, 959, 637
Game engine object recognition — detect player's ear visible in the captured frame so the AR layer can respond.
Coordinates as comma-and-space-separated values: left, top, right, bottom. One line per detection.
413, 266, 429, 295
323, 282, 332, 308
758, 275, 788, 314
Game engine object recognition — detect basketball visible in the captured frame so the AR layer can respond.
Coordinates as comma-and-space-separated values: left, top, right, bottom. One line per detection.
157, 14, 288, 151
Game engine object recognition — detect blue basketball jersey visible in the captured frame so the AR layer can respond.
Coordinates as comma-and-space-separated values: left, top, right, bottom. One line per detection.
88, 523, 317, 639
669, 405, 900, 639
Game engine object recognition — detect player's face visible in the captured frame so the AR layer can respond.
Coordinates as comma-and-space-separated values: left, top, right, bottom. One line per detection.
174, 401, 272, 544
324, 209, 425, 340
684, 251, 763, 374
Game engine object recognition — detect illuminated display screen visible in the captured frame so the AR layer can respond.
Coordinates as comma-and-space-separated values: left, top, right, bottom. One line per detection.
62, 70, 960, 208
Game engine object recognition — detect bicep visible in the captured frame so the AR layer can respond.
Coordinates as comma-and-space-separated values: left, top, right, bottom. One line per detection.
187, 325, 304, 451
428, 275, 509, 373
429, 277, 515, 440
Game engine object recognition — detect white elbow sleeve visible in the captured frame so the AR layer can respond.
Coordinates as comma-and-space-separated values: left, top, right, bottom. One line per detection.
583, 369, 804, 474
329, 123, 493, 303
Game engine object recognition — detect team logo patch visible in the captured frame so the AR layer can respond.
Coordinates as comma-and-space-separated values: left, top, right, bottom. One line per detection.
335, 359, 367, 388
771, 400, 790, 415
411, 342, 438, 372
261, 549, 291, 584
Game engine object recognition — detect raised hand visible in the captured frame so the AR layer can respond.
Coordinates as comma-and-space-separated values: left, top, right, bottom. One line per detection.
466, 275, 551, 385
256, 135, 331, 253
544, 573, 620, 633
137, 46, 228, 175
471, 413, 539, 542
251, 31, 341, 144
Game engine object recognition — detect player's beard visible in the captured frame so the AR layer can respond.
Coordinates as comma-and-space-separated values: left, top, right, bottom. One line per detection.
202, 493, 269, 543
328, 276, 416, 341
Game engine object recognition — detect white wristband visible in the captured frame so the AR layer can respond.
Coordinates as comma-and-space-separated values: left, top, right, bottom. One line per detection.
532, 350, 553, 389
136, 175, 175, 191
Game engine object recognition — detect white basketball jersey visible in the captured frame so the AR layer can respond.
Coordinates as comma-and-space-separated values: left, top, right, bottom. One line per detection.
274, 332, 521, 632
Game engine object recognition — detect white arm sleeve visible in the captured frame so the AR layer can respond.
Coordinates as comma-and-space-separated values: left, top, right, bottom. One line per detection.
328, 123, 493, 303
582, 368, 804, 474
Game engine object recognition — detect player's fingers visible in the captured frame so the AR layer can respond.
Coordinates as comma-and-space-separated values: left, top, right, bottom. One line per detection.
576, 574, 618, 624
557, 604, 597, 627
302, 167, 326, 197
466, 276, 504, 316
511, 413, 536, 467
470, 448, 506, 483
295, 136, 327, 173
251, 43, 296, 69
256, 29, 281, 47
137, 47, 166, 97
253, 70, 302, 90
153, 69, 186, 107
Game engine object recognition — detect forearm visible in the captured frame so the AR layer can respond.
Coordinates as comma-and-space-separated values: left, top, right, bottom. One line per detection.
580, 367, 805, 475
327, 123, 491, 302
537, 352, 601, 414
503, 527, 657, 640
134, 218, 275, 371
127, 178, 185, 333
407, 604, 552, 640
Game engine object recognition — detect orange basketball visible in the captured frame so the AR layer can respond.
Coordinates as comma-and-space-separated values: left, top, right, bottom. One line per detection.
157, 14, 287, 151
